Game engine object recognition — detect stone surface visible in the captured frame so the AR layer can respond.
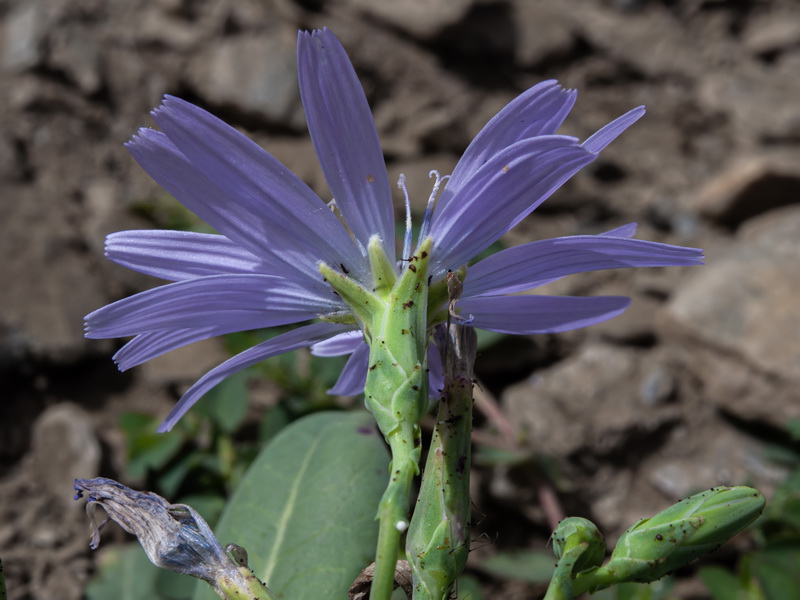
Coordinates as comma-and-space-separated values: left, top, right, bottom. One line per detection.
187, 29, 305, 129
336, 0, 476, 40
503, 344, 682, 458
663, 206, 800, 384
743, 10, 800, 57
31, 403, 101, 508
690, 152, 800, 229
511, 0, 574, 68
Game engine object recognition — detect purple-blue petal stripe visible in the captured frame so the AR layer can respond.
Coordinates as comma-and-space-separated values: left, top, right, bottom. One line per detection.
464, 236, 704, 298
429, 136, 595, 277
311, 329, 364, 357
459, 295, 631, 334
427, 341, 444, 397
105, 230, 272, 281
158, 322, 351, 431
148, 96, 369, 282
582, 106, 646, 154
327, 342, 369, 396
84, 274, 339, 339
442, 80, 577, 205
297, 28, 395, 260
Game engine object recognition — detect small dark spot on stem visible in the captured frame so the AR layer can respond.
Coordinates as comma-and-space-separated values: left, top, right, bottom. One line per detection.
409, 264, 417, 273
403, 300, 414, 309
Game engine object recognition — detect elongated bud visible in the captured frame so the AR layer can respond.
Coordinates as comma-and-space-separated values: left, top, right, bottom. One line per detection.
74, 478, 277, 600
551, 517, 605, 575
406, 322, 477, 600
574, 486, 765, 593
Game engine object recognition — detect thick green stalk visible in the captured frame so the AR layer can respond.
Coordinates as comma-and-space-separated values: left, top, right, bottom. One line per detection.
363, 239, 432, 600
322, 237, 433, 599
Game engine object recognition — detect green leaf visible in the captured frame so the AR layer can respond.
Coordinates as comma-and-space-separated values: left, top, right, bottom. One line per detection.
753, 545, 800, 600
192, 411, 390, 600
191, 371, 249, 434
456, 574, 484, 600
120, 413, 185, 480
591, 579, 675, 600
478, 549, 555, 584
700, 566, 744, 600
85, 544, 161, 600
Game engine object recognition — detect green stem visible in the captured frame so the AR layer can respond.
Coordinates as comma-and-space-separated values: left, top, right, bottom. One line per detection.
543, 544, 587, 600
216, 567, 278, 600
370, 424, 418, 600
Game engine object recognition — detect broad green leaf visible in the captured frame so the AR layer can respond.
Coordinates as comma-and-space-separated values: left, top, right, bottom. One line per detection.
193, 411, 389, 600
85, 544, 160, 600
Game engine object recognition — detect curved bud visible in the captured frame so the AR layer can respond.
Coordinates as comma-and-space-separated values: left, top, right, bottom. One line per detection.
551, 517, 606, 574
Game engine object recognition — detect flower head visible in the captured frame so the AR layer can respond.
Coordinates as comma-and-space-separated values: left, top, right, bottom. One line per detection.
85, 28, 703, 431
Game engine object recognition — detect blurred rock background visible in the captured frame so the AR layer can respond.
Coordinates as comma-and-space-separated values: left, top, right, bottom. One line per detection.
1, 0, 799, 598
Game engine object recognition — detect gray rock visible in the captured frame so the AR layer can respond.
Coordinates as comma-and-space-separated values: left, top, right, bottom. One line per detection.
2, 4, 47, 72
663, 206, 800, 384
48, 25, 103, 95
699, 71, 800, 144
743, 11, 800, 57
31, 403, 101, 509
336, 0, 476, 40
690, 152, 800, 230
503, 344, 682, 458
511, 0, 574, 68
186, 29, 304, 129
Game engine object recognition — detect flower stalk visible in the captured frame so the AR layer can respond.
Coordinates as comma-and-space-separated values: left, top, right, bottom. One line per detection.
324, 239, 433, 600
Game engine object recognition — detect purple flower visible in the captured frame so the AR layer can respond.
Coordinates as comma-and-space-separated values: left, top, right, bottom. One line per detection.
85, 28, 703, 431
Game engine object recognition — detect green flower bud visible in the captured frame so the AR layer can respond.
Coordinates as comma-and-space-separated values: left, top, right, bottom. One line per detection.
551, 517, 606, 574
406, 323, 477, 600
577, 486, 764, 591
